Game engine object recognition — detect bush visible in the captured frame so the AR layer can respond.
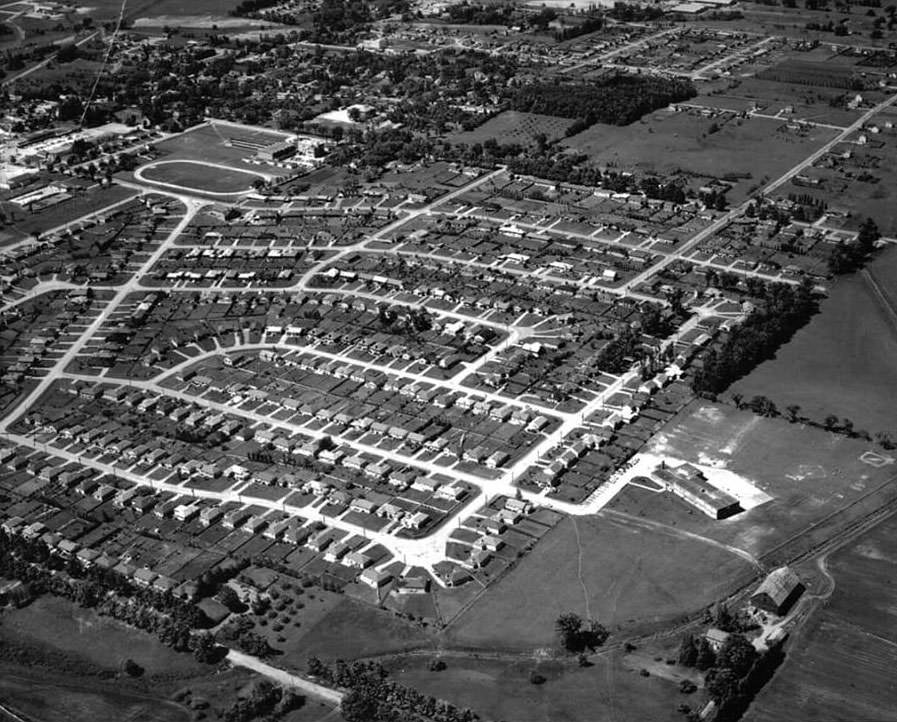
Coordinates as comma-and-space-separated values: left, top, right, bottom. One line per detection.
529, 672, 546, 685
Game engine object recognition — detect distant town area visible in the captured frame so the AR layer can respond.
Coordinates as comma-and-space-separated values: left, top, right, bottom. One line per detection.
1, 0, 897, 721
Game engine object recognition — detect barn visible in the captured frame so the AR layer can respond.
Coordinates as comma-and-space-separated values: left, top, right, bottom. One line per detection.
751, 566, 805, 615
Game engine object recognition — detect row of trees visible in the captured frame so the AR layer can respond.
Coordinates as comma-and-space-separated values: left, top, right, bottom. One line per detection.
693, 280, 818, 396
306, 657, 479, 722
0, 529, 225, 665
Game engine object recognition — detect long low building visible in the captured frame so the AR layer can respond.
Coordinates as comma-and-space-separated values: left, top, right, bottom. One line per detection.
651, 462, 741, 520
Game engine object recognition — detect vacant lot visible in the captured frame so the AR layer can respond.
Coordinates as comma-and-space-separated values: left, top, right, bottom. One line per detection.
449, 110, 576, 147
0, 670, 191, 722
732, 246, 897, 434
448, 513, 756, 650
290, 597, 433, 669
389, 651, 683, 722
563, 111, 836, 202
138, 160, 263, 194
609, 401, 897, 566
748, 512, 897, 721
1, 596, 206, 676
0, 185, 136, 244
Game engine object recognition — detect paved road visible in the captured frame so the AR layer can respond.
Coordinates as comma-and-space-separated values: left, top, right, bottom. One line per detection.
623, 88, 897, 294
226, 650, 344, 705
0, 198, 202, 433
1, 30, 100, 87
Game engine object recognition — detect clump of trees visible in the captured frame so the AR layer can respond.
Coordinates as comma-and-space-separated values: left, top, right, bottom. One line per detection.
678, 629, 786, 721
828, 217, 880, 275
512, 74, 697, 127
223, 679, 304, 722
556, 612, 609, 654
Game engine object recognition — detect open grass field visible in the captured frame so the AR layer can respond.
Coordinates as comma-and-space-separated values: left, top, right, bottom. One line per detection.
448, 110, 576, 147
389, 651, 683, 722
747, 512, 897, 722
608, 401, 897, 566
562, 112, 837, 202
149, 122, 292, 172
447, 513, 757, 650
0, 184, 135, 244
0, 595, 207, 676
731, 246, 897, 434
0, 669, 192, 722
138, 160, 264, 194
291, 597, 434, 668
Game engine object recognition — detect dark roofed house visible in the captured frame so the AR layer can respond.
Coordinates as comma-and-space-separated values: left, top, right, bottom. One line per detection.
751, 566, 804, 616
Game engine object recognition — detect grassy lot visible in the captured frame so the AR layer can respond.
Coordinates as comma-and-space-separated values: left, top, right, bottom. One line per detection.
0, 669, 192, 722
388, 651, 684, 722
139, 160, 263, 193
731, 246, 897, 434
291, 597, 434, 668
0, 184, 136, 244
748, 512, 897, 721
448, 514, 756, 650
0, 596, 207, 676
609, 401, 897, 565
563, 111, 837, 202
448, 110, 576, 147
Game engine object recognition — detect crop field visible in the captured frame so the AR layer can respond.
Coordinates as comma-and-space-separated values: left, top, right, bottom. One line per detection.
447, 513, 757, 650
732, 246, 897, 434
562, 112, 837, 202
74, 0, 244, 22
389, 651, 682, 722
749, 512, 897, 721
448, 110, 576, 147
138, 160, 264, 194
608, 401, 897, 564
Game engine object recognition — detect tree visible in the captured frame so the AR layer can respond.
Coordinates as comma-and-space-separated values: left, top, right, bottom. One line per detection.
717, 633, 757, 677
706, 667, 740, 702
340, 689, 378, 722
785, 404, 801, 422
824, 414, 839, 431
695, 637, 716, 671
123, 658, 144, 677
678, 634, 699, 667
713, 602, 736, 632
191, 632, 225, 664
556, 612, 584, 652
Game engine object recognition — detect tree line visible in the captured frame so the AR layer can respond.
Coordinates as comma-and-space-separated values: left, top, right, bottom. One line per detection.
306, 656, 480, 722
693, 280, 818, 396
0, 528, 226, 665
